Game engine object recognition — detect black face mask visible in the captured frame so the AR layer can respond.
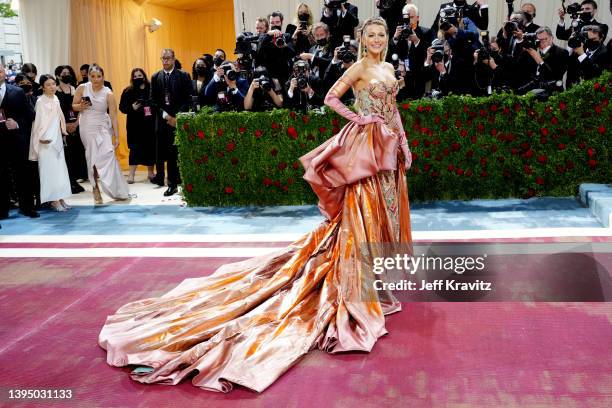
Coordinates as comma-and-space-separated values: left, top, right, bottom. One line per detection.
213, 57, 224, 67
454, 0, 467, 5
196, 66, 207, 76
271, 25, 282, 31
524, 13, 534, 23
298, 13, 309, 22
26, 73, 36, 82
19, 83, 32, 93
60, 75, 73, 84
316, 37, 328, 47
133, 78, 145, 87
585, 38, 600, 50
581, 12, 592, 21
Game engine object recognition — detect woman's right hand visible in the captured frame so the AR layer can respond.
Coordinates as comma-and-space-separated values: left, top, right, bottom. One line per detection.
79, 100, 90, 110
132, 102, 142, 111
355, 114, 384, 126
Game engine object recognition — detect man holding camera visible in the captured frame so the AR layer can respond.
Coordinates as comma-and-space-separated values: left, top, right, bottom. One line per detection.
244, 66, 284, 111
376, 0, 407, 38
323, 39, 358, 104
389, 4, 431, 99
254, 12, 293, 86
431, 0, 489, 35
286, 60, 325, 111
557, 1, 608, 41
321, 0, 359, 48
151, 49, 192, 196
299, 22, 333, 80
204, 61, 249, 112
567, 25, 611, 87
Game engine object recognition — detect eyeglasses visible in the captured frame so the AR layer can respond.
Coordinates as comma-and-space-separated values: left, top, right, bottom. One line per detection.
161, 57, 174, 61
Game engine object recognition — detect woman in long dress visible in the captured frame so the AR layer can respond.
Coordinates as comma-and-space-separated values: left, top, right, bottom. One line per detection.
99, 17, 413, 393
28, 74, 72, 212
72, 64, 129, 204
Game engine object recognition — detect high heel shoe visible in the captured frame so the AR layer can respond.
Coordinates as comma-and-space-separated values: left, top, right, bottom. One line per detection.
59, 199, 71, 210
51, 201, 67, 212
93, 186, 103, 205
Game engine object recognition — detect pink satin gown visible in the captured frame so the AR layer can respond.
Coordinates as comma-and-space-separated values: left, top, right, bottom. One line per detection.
98, 79, 413, 393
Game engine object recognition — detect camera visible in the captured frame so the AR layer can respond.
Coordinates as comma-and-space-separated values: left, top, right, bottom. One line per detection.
430, 39, 446, 64
235, 31, 259, 57
256, 75, 272, 92
522, 32, 540, 50
439, 5, 459, 31
399, 15, 415, 41
568, 31, 588, 48
565, 2, 582, 19
337, 35, 357, 63
298, 15, 309, 31
324, 0, 347, 9
503, 20, 524, 36
219, 64, 238, 82
294, 60, 311, 90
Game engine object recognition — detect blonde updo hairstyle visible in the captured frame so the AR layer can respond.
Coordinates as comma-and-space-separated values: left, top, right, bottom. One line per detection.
357, 17, 389, 63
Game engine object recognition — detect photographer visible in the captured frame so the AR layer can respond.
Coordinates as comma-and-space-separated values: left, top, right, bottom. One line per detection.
286, 60, 325, 111
516, 27, 569, 95
244, 66, 284, 111
472, 34, 504, 96
205, 61, 249, 112
424, 40, 454, 97
321, 0, 359, 48
289, 3, 315, 55
254, 11, 294, 85
376, 0, 407, 37
567, 25, 611, 87
389, 4, 431, 99
299, 22, 334, 79
323, 38, 358, 104
432, 0, 489, 36
557, 1, 608, 41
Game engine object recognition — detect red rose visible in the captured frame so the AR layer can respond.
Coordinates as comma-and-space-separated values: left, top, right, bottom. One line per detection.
588, 159, 597, 168
456, 168, 464, 176
568, 128, 577, 136
206, 174, 215, 182
225, 186, 234, 194
188, 134, 195, 142
466, 169, 473, 177
603, 99, 609, 107
451, 142, 460, 151
597, 126, 606, 134
274, 180, 281, 188
479, 109, 487, 117
524, 149, 534, 159
186, 183, 193, 192
480, 157, 488, 166
514, 104, 522, 112
226, 142, 236, 152
587, 148, 595, 157
540, 128, 549, 136
502, 107, 510, 115
535, 177, 544, 185
551, 117, 559, 125
197, 130, 205, 139
302, 115, 310, 124
417, 105, 424, 112
435, 155, 443, 162
424, 164, 431, 172
433, 139, 441, 146
600, 85, 607, 93
263, 177, 273, 186
278, 162, 288, 171
289, 111, 297, 119
545, 106, 553, 114
537, 155, 547, 164
318, 127, 327, 133
239, 127, 246, 133
471, 136, 478, 144
443, 148, 450, 156
441, 124, 449, 132
490, 104, 498, 112
578, 142, 586, 149
559, 102, 567, 111
476, 123, 485, 133
424, 151, 431, 158
594, 82, 601, 90
460, 129, 469, 137
402, 102, 410, 110
595, 105, 602, 114
271, 122, 279, 129
511, 148, 519, 155
332, 126, 340, 134
463, 105, 469, 112
182, 122, 190, 131
254, 129, 263, 138
411, 139, 419, 147
540, 136, 548, 144
455, 120, 462, 128
411, 152, 418, 161
201, 154, 209, 163
217, 128, 223, 137
490, 144, 498, 153
332, 118, 340, 127
292, 161, 300, 170
521, 142, 530, 150
490, 128, 498, 136
435, 115, 441, 124
558, 143, 566, 150
448, 164, 455, 171
287, 127, 298, 139
231, 157, 239, 166
216, 151, 225, 158
426, 106, 432, 112
270, 148, 278, 156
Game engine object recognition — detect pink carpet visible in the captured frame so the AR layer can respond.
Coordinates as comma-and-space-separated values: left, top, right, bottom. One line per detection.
1, 243, 611, 407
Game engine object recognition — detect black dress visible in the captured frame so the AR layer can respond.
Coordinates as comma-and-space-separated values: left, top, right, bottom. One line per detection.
119, 85, 156, 166
56, 88, 88, 182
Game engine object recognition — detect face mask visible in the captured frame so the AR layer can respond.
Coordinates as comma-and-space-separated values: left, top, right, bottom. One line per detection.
271, 25, 282, 31
316, 37, 328, 47
19, 83, 32, 93
26, 73, 36, 81
196, 66, 207, 76
524, 13, 534, 23
454, 0, 466, 5
585, 39, 600, 50
581, 11, 592, 21
298, 13, 309, 22
213, 57, 224, 67
60, 75, 73, 83
133, 78, 144, 87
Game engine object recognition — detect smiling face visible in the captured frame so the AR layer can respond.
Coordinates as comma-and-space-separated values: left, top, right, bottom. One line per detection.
362, 22, 387, 59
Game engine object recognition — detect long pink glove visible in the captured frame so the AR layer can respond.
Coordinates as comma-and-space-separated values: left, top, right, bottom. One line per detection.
394, 106, 412, 170
324, 90, 384, 126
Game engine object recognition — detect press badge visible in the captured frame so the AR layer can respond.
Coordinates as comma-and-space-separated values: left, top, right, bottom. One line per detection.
144, 106, 152, 117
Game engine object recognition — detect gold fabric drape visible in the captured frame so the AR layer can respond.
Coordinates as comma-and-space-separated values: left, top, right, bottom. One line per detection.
70, 0, 236, 167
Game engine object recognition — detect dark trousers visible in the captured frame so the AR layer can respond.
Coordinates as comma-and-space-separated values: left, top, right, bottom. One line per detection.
155, 123, 180, 187
0, 132, 34, 215
64, 130, 88, 182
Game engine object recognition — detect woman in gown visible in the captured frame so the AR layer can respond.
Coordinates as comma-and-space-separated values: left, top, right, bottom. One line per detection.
28, 74, 72, 212
72, 64, 129, 204
99, 17, 413, 393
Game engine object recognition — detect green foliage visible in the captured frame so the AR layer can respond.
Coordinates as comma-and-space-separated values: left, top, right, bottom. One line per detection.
177, 72, 611, 207
0, 3, 17, 18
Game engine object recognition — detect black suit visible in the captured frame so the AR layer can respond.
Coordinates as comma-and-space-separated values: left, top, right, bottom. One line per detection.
389, 25, 432, 99
567, 44, 612, 87
514, 44, 569, 91
0, 84, 35, 216
308, 44, 333, 79
556, 19, 608, 41
431, 1, 489, 34
151, 68, 192, 187
321, 3, 359, 48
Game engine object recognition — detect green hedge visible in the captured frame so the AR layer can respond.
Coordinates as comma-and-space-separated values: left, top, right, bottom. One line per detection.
176, 72, 611, 207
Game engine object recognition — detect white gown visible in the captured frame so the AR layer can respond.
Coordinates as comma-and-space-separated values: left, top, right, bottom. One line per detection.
79, 82, 129, 199
28, 94, 72, 203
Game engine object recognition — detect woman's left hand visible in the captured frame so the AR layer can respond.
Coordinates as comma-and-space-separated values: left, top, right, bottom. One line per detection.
112, 137, 119, 149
